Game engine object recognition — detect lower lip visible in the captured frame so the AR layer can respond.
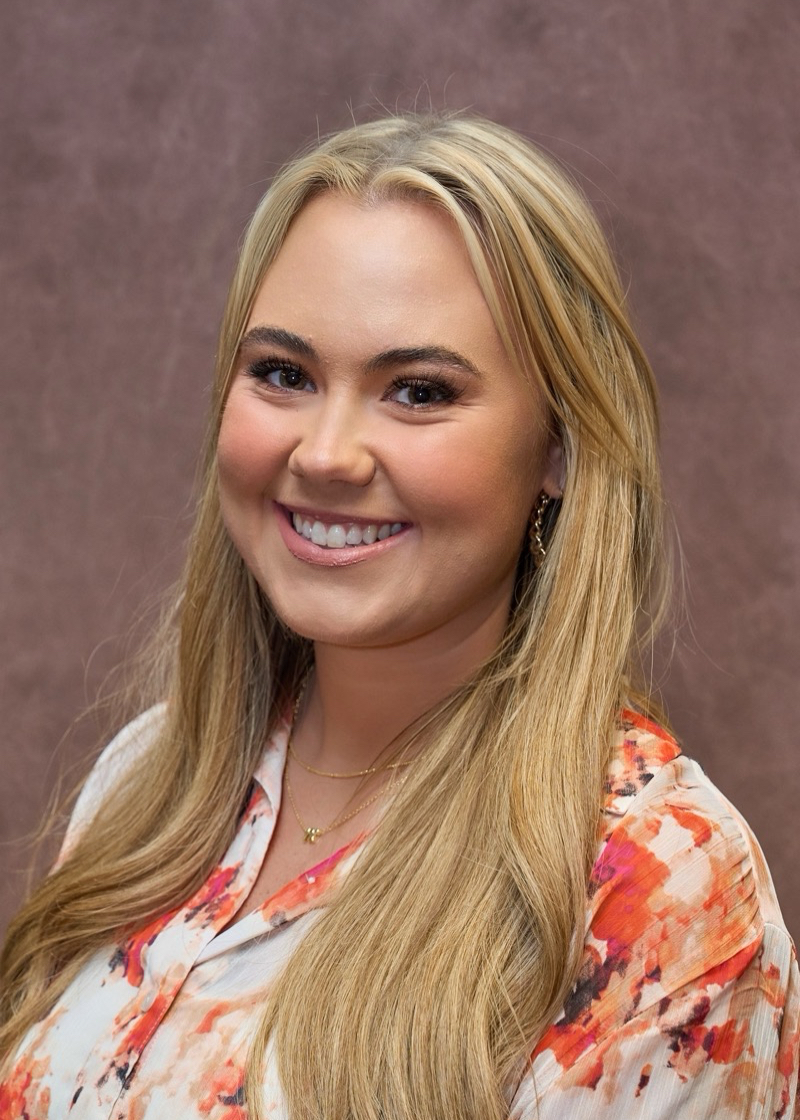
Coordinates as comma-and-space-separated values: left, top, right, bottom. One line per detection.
273, 503, 411, 567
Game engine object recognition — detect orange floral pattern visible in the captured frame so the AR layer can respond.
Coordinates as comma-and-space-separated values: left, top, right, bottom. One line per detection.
3, 709, 798, 1118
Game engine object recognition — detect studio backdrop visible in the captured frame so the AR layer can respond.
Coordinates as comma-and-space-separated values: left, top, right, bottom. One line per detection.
1, 0, 798, 939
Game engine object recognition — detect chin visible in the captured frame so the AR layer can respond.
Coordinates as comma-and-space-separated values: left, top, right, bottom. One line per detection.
267, 596, 400, 649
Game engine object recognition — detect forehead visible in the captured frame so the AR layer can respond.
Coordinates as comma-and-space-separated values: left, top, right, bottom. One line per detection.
247, 193, 509, 367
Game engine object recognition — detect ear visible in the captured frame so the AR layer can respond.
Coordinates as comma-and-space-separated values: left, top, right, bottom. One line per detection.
540, 434, 564, 499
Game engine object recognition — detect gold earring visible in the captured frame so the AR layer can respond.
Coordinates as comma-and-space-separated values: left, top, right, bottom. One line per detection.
529, 491, 552, 568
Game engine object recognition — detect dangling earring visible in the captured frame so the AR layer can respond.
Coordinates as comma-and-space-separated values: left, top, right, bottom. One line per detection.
529, 491, 552, 569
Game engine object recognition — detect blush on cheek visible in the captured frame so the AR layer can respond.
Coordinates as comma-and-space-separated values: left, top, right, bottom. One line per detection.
216, 403, 274, 490
434, 437, 539, 525
448, 455, 489, 494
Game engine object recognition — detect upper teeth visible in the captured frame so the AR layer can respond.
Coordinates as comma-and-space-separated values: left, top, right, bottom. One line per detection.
292, 513, 404, 549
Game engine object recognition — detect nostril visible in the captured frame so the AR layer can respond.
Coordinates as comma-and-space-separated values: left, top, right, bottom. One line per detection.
287, 441, 377, 486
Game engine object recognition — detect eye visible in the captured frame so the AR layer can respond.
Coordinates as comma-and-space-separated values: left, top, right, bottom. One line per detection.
246, 357, 315, 393
387, 375, 460, 409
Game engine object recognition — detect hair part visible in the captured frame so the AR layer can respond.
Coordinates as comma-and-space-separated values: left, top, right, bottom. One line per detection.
1, 112, 670, 1120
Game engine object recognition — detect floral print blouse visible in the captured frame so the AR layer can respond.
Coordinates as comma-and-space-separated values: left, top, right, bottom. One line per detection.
2, 707, 798, 1119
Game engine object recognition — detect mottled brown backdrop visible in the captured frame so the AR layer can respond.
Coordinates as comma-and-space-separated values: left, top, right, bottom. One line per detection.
1, 0, 798, 940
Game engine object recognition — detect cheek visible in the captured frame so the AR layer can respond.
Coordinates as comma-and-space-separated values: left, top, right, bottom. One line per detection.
216, 390, 283, 496
403, 417, 541, 533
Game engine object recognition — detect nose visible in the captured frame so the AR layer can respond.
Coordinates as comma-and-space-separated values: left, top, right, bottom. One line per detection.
287, 395, 376, 487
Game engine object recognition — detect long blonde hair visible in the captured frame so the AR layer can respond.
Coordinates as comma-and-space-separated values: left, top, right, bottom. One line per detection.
1, 113, 668, 1119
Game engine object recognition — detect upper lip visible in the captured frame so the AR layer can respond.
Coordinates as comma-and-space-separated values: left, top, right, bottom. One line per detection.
277, 502, 408, 527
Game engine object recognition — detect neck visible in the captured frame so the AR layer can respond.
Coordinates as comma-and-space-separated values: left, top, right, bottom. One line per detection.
295, 594, 512, 772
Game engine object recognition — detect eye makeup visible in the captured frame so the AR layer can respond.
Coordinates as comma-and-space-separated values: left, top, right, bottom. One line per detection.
242, 353, 465, 410
384, 372, 462, 408
245, 355, 310, 389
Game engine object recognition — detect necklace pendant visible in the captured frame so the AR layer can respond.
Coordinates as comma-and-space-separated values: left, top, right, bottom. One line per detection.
304, 827, 322, 844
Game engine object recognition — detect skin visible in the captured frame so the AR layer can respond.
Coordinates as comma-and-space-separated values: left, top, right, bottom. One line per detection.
216, 193, 562, 917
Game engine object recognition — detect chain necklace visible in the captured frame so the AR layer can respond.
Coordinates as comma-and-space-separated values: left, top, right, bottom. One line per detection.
284, 769, 392, 844
287, 673, 411, 780
284, 672, 411, 843
288, 742, 410, 779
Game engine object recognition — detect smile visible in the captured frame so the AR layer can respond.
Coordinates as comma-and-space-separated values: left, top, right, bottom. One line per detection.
274, 503, 411, 567
290, 512, 404, 550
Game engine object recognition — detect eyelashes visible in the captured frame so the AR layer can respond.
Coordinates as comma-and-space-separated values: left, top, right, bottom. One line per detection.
386, 372, 461, 408
246, 357, 310, 391
244, 355, 463, 409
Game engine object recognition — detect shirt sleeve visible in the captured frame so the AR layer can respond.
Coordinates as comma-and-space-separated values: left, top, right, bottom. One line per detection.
512, 758, 800, 1119
54, 703, 166, 867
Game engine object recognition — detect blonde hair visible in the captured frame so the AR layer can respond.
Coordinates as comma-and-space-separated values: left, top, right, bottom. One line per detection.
1, 113, 668, 1119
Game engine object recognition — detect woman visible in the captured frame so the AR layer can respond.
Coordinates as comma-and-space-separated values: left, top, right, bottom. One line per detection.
1, 112, 797, 1120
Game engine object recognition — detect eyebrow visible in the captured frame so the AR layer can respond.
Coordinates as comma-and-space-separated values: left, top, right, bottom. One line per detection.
238, 325, 317, 358
238, 325, 483, 378
364, 346, 482, 378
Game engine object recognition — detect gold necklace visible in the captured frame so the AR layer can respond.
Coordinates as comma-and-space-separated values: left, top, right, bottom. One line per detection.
284, 769, 391, 844
284, 672, 411, 841
287, 742, 410, 779
287, 673, 411, 780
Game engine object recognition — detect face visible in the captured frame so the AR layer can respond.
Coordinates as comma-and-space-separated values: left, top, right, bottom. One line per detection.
217, 193, 561, 651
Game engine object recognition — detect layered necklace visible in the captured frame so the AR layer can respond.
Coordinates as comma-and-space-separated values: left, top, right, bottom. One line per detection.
284, 676, 412, 843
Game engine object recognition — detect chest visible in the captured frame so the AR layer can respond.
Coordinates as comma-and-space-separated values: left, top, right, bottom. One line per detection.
224, 772, 377, 928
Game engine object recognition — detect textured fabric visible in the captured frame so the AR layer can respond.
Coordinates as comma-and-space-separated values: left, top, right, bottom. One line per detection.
2, 709, 798, 1118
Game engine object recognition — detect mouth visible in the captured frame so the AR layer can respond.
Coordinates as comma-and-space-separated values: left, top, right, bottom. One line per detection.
274, 503, 411, 565
285, 506, 406, 550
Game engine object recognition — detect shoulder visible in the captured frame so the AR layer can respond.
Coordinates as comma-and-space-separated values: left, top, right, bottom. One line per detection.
521, 710, 799, 1115
56, 704, 167, 864
589, 708, 792, 1008
595, 708, 788, 944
